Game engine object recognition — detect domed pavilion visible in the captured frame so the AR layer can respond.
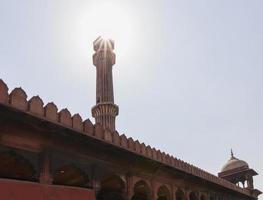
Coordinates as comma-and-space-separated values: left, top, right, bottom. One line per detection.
218, 150, 261, 196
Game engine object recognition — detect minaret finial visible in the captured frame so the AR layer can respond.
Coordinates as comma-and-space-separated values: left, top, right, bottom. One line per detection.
231, 149, 234, 158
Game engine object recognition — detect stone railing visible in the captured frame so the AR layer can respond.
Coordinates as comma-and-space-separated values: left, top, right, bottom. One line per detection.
0, 79, 251, 197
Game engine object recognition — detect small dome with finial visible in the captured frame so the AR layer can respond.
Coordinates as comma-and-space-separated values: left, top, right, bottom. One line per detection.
221, 150, 249, 172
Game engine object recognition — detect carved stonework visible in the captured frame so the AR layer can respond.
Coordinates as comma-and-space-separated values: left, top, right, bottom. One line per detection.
9, 88, 28, 110
92, 37, 118, 131
0, 79, 8, 104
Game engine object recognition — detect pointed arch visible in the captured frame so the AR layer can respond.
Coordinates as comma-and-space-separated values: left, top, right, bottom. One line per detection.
157, 185, 171, 200
131, 180, 151, 200
176, 189, 185, 200
97, 175, 125, 200
53, 164, 88, 187
0, 151, 36, 181
189, 192, 198, 200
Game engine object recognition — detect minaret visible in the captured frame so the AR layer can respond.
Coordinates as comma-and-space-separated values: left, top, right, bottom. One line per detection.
91, 37, 119, 131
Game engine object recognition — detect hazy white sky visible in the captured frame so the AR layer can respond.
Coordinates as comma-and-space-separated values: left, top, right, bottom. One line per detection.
0, 0, 262, 196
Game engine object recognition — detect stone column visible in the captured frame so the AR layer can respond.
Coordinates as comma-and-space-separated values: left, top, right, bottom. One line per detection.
126, 174, 134, 200
172, 186, 178, 200
92, 37, 119, 131
39, 150, 53, 184
185, 190, 191, 200
151, 180, 158, 200
90, 164, 101, 194
246, 175, 254, 189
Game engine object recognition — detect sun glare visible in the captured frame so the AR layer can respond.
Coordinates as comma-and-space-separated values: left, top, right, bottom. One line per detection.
84, 1, 138, 59
88, 2, 132, 38
56, 1, 142, 78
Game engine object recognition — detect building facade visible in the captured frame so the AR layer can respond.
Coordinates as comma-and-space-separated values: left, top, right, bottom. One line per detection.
0, 37, 261, 200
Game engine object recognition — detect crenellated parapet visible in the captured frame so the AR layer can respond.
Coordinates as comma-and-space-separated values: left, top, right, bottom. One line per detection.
0, 79, 95, 137
9, 87, 28, 110
0, 79, 253, 197
72, 113, 83, 131
29, 96, 44, 115
0, 79, 8, 103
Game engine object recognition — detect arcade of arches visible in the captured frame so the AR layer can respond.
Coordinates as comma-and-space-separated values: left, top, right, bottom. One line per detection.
0, 147, 248, 200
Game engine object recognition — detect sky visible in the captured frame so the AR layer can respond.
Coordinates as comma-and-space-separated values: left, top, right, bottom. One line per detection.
0, 0, 262, 196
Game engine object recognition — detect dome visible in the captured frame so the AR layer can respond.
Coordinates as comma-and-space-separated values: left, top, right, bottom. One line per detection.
221, 152, 249, 172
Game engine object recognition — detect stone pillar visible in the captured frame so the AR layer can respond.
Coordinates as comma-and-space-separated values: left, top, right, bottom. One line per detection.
197, 192, 201, 200
247, 175, 254, 189
92, 37, 119, 131
172, 186, 178, 200
151, 180, 158, 200
126, 174, 134, 200
185, 190, 191, 200
90, 164, 101, 194
39, 150, 53, 184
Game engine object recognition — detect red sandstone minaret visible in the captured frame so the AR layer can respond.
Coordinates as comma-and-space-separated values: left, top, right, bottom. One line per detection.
91, 37, 119, 131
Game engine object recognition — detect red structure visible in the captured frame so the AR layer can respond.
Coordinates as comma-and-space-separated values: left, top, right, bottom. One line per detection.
92, 37, 118, 131
0, 37, 261, 200
218, 150, 261, 196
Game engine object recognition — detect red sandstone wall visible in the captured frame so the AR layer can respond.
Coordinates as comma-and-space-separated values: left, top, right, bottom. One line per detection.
0, 178, 96, 200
